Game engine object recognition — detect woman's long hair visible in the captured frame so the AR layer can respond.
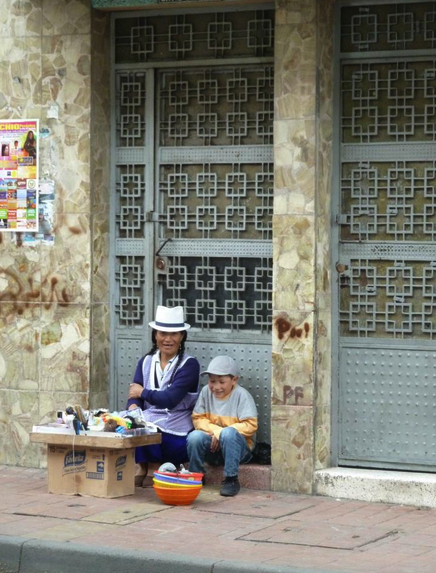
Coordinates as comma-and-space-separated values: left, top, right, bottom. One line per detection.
25, 130, 35, 144
145, 329, 187, 386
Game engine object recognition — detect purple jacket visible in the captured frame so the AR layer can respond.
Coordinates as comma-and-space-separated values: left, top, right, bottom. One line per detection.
127, 353, 200, 435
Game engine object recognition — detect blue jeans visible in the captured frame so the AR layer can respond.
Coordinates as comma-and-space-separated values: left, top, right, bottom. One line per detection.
187, 428, 252, 477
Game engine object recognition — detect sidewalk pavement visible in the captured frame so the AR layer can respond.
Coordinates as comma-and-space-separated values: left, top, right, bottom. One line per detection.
1, 465, 436, 573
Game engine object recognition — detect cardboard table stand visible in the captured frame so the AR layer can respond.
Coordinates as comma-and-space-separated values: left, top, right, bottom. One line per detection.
30, 432, 161, 498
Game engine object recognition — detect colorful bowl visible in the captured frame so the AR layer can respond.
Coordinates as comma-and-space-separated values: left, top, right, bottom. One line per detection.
153, 472, 202, 486
155, 471, 203, 481
153, 478, 202, 489
153, 484, 202, 506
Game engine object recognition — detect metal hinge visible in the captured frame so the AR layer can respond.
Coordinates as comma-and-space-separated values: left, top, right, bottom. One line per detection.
145, 211, 160, 222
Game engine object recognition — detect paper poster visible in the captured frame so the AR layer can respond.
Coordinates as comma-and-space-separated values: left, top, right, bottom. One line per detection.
20, 179, 55, 245
0, 120, 39, 232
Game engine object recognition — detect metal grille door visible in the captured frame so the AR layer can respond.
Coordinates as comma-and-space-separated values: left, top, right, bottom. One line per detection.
111, 8, 274, 442
334, 1, 436, 470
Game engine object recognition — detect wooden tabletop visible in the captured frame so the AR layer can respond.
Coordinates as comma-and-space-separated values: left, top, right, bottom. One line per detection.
30, 432, 162, 449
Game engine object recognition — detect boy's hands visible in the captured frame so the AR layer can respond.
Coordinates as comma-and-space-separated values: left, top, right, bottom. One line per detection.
210, 435, 220, 453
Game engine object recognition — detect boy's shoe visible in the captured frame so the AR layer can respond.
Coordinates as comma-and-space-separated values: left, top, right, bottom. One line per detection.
220, 476, 240, 497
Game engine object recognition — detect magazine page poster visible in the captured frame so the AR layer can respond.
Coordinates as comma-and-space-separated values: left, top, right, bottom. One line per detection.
20, 179, 55, 245
0, 119, 38, 232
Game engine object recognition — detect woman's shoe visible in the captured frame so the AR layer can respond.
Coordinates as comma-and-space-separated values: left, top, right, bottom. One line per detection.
135, 474, 147, 487
141, 475, 154, 488
134, 462, 149, 487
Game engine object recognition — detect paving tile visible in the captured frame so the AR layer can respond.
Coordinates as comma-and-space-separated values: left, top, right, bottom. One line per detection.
0, 513, 25, 524
9, 501, 105, 520
2, 464, 436, 573
196, 492, 316, 519
29, 520, 118, 542
72, 531, 145, 552
81, 502, 171, 524
325, 505, 415, 528
377, 511, 436, 532
240, 520, 398, 550
174, 539, 294, 563
382, 558, 436, 573
0, 516, 66, 537
265, 546, 349, 570
288, 500, 372, 523
330, 548, 436, 573
395, 532, 436, 547
413, 522, 436, 535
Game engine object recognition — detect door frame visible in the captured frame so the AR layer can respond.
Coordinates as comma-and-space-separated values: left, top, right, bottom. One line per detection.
108, 3, 275, 415
331, 0, 436, 469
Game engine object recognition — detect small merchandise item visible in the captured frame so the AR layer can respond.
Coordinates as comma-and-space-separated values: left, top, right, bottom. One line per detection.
153, 484, 202, 506
46, 406, 158, 436
152, 467, 204, 506
158, 462, 177, 473
153, 477, 202, 489
153, 473, 202, 486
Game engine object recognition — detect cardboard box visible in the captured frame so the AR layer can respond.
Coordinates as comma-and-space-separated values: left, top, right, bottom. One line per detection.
46, 444, 135, 498
30, 432, 161, 498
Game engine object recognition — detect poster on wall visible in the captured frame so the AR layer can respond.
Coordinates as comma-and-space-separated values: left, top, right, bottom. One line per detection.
0, 119, 38, 232
20, 178, 55, 245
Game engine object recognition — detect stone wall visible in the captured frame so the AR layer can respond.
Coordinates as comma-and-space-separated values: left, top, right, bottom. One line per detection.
271, 0, 334, 493
89, 9, 111, 409
0, 0, 337, 490
0, 0, 94, 467
314, 0, 334, 474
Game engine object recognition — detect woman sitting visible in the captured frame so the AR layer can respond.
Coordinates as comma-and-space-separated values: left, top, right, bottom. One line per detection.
127, 305, 199, 487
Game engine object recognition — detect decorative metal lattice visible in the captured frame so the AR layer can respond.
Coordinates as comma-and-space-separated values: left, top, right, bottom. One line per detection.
337, 2, 436, 470
340, 161, 436, 241
114, 71, 148, 326
156, 63, 273, 332
162, 256, 272, 330
113, 12, 273, 333
116, 71, 147, 147
115, 255, 146, 326
112, 8, 273, 441
159, 162, 273, 241
159, 67, 273, 147
115, 10, 274, 63
342, 60, 436, 143
116, 164, 146, 240
341, 2, 436, 52
339, 5, 436, 341
340, 259, 436, 338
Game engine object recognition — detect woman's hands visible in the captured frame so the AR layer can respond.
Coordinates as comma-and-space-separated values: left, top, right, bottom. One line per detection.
129, 383, 144, 400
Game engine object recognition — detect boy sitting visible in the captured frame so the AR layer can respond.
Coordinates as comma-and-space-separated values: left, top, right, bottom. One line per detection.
187, 356, 258, 497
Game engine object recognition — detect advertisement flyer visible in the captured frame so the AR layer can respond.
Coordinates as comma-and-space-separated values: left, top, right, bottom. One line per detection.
19, 178, 55, 245
0, 119, 38, 232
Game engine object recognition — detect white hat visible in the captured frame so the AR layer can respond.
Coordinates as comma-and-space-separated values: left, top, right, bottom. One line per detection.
201, 356, 238, 377
148, 305, 190, 332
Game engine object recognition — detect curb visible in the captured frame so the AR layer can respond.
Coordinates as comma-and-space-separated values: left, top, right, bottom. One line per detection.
0, 535, 328, 573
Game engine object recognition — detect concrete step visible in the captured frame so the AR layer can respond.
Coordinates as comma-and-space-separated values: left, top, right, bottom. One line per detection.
315, 467, 436, 508
204, 464, 271, 490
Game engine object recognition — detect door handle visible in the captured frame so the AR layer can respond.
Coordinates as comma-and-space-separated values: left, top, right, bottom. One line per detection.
335, 262, 348, 273
336, 262, 350, 288
155, 238, 171, 276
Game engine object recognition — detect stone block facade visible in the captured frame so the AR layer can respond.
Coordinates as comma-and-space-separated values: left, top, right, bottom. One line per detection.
0, 0, 336, 494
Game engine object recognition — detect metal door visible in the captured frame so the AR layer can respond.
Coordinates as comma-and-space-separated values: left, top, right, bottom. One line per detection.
110, 7, 274, 442
333, 0, 436, 470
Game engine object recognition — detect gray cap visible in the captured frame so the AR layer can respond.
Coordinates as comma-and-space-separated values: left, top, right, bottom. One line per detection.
201, 356, 238, 377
